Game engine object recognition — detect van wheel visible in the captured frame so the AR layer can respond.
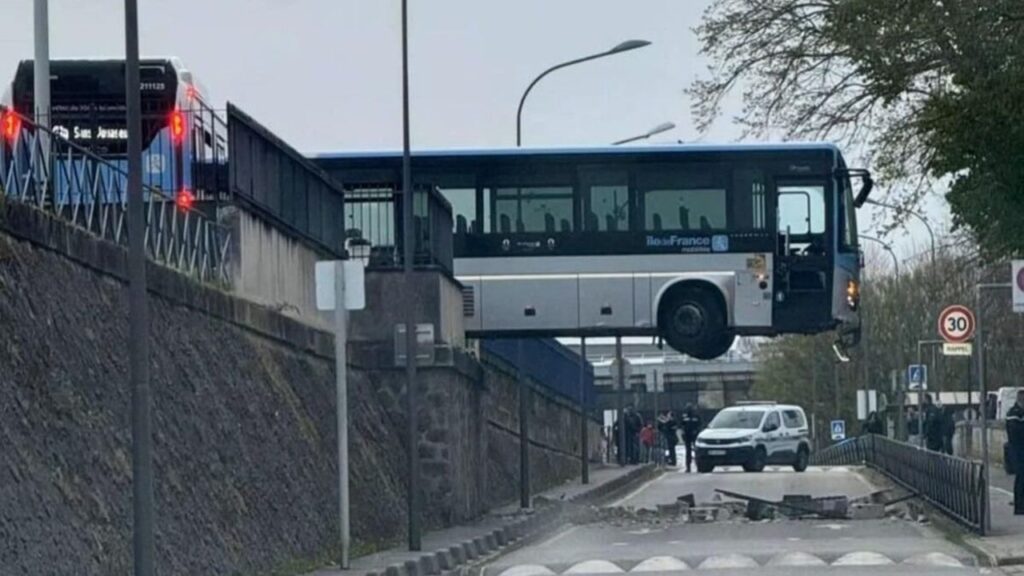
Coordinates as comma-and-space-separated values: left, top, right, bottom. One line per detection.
743, 447, 767, 473
793, 446, 809, 472
697, 461, 714, 473
658, 286, 731, 360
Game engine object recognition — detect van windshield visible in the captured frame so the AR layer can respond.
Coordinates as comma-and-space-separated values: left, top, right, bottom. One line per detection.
708, 409, 765, 430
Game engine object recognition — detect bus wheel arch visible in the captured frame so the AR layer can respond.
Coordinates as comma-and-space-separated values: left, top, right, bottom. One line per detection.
656, 280, 734, 360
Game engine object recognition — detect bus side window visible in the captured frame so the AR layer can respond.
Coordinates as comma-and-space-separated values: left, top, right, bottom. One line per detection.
579, 168, 629, 232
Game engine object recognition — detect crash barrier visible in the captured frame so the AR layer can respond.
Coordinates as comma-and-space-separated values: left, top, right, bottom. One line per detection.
811, 434, 988, 534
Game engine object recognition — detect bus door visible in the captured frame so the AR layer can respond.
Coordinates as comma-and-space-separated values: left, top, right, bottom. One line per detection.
772, 178, 832, 332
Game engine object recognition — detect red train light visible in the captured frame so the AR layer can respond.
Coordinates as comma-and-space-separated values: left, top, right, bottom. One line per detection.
2, 110, 21, 142
175, 189, 195, 211
170, 109, 185, 144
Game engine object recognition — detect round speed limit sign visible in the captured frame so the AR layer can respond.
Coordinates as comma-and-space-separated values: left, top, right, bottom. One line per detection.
938, 305, 976, 343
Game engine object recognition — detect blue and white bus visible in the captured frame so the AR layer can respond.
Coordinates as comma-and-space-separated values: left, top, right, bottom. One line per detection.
319, 144, 871, 360
2, 57, 225, 205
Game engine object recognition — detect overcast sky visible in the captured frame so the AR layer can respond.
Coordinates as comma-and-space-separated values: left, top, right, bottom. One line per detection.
0, 0, 946, 260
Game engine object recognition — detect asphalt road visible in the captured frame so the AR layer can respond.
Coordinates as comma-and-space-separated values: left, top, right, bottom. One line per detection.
484, 465, 995, 576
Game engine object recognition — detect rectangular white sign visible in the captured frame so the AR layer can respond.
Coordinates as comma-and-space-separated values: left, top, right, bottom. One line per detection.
942, 342, 973, 356
315, 260, 366, 311
1014, 260, 1024, 313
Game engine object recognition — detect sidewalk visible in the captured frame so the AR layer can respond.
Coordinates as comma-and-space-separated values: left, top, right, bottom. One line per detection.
305, 464, 656, 576
966, 468, 1024, 565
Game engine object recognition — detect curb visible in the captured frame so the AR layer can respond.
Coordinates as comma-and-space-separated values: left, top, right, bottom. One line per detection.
367, 465, 657, 576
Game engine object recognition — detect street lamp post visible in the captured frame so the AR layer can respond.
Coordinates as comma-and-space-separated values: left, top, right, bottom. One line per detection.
865, 199, 936, 267
612, 121, 675, 145
859, 234, 899, 440
124, 1, 154, 575
516, 40, 651, 147
400, 0, 421, 551
976, 282, 1011, 535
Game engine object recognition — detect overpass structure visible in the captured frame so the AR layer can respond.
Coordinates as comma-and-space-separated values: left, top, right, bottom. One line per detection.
564, 340, 757, 419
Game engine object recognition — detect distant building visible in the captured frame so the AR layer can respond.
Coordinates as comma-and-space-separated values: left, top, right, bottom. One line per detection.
563, 339, 757, 421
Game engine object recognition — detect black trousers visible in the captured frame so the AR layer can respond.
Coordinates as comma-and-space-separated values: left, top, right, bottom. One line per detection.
1016, 462, 1024, 515
666, 442, 678, 466
683, 437, 696, 471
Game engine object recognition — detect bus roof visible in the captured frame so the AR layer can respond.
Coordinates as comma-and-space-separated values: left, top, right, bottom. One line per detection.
312, 142, 841, 161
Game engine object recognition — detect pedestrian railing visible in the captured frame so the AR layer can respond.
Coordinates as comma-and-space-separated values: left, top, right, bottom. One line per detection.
811, 434, 988, 534
0, 107, 231, 285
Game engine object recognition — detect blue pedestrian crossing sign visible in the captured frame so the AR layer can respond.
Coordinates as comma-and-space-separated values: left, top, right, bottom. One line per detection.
907, 364, 928, 390
831, 420, 846, 441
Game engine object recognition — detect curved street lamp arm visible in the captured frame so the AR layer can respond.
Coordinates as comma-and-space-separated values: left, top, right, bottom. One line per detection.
859, 234, 899, 278
517, 53, 609, 147
865, 199, 936, 265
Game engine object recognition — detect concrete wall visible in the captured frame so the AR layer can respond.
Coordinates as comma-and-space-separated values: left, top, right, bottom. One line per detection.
0, 199, 592, 575
223, 206, 330, 329
349, 268, 465, 348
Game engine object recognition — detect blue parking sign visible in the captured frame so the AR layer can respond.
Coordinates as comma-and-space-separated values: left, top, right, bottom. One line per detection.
907, 364, 928, 390
831, 420, 846, 441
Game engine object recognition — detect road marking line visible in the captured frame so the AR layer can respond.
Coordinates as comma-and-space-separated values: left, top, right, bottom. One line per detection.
991, 486, 1015, 498
537, 525, 579, 548
609, 475, 661, 507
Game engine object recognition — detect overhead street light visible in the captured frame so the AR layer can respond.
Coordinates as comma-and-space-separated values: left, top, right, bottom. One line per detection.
859, 234, 900, 279
612, 121, 675, 145
516, 39, 652, 147
865, 198, 936, 267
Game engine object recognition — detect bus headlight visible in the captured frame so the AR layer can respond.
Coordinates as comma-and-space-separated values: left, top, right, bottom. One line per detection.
846, 279, 860, 310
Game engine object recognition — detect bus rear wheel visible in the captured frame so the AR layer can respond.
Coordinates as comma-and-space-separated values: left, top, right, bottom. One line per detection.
658, 287, 732, 360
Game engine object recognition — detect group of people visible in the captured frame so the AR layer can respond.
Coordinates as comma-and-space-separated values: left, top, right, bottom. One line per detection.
904, 394, 957, 454
606, 404, 703, 471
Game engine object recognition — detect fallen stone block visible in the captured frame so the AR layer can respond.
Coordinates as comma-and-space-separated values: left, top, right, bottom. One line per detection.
677, 493, 696, 507
850, 502, 886, 520
689, 507, 719, 523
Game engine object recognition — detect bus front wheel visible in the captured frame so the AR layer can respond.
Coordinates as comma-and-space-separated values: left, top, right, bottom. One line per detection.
658, 287, 733, 360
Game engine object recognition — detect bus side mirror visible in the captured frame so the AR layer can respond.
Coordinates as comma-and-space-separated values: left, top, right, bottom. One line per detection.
853, 171, 873, 208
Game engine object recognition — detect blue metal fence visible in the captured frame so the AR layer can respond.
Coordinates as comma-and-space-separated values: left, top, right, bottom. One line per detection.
481, 338, 594, 407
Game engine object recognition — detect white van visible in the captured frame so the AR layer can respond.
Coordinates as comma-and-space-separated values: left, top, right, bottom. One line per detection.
994, 387, 1024, 420
694, 402, 811, 473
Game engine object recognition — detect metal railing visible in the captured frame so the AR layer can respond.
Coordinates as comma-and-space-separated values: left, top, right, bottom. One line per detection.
0, 107, 231, 284
344, 184, 454, 274
811, 434, 988, 533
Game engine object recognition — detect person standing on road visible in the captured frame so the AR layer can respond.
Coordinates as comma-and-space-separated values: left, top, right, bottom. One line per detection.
941, 406, 956, 455
658, 411, 679, 466
923, 395, 945, 452
680, 404, 702, 473
1007, 389, 1024, 515
639, 423, 655, 463
624, 406, 643, 465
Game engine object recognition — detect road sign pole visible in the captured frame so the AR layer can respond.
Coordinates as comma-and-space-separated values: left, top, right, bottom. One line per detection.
579, 337, 589, 484
616, 335, 625, 467
917, 341, 924, 448
334, 262, 350, 569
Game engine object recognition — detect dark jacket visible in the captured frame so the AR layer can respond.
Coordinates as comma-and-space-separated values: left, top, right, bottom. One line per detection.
658, 416, 678, 445
1008, 404, 1024, 457
680, 411, 702, 442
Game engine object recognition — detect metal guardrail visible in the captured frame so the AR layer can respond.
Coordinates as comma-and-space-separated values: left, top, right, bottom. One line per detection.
811, 434, 988, 533
344, 184, 454, 275
0, 107, 231, 284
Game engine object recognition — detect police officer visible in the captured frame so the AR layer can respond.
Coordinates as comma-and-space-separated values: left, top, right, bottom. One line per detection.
680, 404, 703, 473
1007, 389, 1024, 515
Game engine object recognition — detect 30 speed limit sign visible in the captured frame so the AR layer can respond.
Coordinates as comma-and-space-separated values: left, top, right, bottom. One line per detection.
938, 305, 976, 343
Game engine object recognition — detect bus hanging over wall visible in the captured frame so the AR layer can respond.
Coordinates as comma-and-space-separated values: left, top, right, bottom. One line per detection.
316, 143, 871, 360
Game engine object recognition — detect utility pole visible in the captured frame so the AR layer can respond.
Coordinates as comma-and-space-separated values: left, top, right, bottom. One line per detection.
519, 340, 531, 508
33, 0, 50, 177
579, 338, 589, 484
124, 1, 154, 574
400, 0, 421, 551
616, 336, 626, 466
